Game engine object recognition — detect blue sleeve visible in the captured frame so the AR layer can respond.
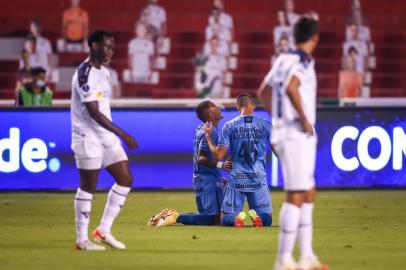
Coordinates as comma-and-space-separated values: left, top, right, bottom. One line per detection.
198, 134, 210, 152
218, 124, 230, 147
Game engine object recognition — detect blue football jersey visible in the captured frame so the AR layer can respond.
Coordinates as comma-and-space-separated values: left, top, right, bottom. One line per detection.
193, 123, 222, 195
218, 115, 271, 191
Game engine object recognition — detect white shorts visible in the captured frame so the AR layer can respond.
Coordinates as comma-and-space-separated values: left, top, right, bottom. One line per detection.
71, 137, 128, 170
274, 133, 317, 191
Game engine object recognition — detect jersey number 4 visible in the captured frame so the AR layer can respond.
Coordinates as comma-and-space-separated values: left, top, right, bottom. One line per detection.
238, 140, 259, 165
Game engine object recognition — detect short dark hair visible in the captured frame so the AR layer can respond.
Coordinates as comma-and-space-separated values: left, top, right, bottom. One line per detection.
294, 16, 319, 44
30, 19, 42, 33
87, 30, 113, 48
236, 93, 254, 108
196, 100, 214, 122
31, 67, 46, 76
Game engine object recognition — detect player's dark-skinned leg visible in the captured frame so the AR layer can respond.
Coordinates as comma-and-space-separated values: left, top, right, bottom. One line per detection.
105, 160, 134, 187
79, 169, 100, 194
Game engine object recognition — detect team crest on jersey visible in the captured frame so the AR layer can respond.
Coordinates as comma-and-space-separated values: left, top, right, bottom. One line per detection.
244, 116, 253, 123
81, 84, 90, 92
96, 91, 103, 99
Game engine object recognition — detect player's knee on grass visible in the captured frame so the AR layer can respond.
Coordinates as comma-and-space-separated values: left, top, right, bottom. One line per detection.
258, 212, 272, 226
221, 213, 237, 226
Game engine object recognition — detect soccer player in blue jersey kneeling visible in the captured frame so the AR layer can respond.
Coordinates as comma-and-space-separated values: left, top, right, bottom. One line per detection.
204, 93, 273, 228
147, 100, 232, 227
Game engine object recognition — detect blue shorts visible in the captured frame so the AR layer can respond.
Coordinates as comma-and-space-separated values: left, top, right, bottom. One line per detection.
221, 185, 272, 214
196, 188, 223, 215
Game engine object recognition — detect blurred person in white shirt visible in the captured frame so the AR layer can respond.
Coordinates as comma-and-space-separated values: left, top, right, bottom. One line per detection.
140, 0, 167, 43
284, 0, 299, 26
206, 8, 232, 44
274, 10, 293, 48
29, 20, 53, 80
271, 35, 291, 66
128, 22, 155, 83
343, 26, 367, 74
209, 0, 234, 38
199, 36, 228, 98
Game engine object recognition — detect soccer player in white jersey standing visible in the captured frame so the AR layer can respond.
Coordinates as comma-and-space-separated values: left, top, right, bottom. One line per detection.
258, 16, 328, 270
71, 30, 138, 251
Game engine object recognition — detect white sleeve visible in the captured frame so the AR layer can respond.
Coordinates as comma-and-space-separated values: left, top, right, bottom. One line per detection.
264, 57, 281, 86
79, 70, 98, 103
287, 61, 306, 84
264, 67, 275, 86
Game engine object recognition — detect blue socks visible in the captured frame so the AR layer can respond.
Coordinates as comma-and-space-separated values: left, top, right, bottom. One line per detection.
176, 213, 217, 226
259, 213, 273, 226
221, 213, 237, 226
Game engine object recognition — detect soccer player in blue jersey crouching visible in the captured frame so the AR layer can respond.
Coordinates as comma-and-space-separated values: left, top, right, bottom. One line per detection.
204, 93, 273, 228
147, 100, 232, 226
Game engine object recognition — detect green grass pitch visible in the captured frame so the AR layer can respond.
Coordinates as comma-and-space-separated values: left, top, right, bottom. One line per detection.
0, 190, 405, 270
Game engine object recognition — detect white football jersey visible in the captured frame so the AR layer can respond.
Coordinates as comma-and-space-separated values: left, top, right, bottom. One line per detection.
71, 60, 115, 144
264, 49, 317, 126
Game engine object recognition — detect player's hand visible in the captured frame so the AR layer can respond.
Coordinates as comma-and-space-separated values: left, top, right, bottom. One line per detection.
222, 159, 233, 171
302, 120, 315, 137
122, 133, 138, 149
204, 121, 213, 137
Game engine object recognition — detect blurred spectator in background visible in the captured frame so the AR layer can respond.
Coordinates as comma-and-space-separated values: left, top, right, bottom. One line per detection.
271, 35, 290, 65
16, 67, 53, 107
273, 10, 293, 48
347, 0, 368, 26
203, 34, 229, 58
59, 0, 89, 52
128, 22, 155, 83
343, 26, 367, 74
206, 8, 232, 45
209, 0, 234, 38
195, 36, 227, 98
140, 0, 167, 47
339, 55, 363, 98
16, 40, 34, 91
29, 20, 53, 80
19, 35, 38, 70
284, 0, 299, 25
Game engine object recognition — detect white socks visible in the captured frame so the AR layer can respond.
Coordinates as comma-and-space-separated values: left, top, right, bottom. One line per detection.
99, 184, 131, 233
74, 188, 93, 243
277, 202, 301, 262
277, 202, 315, 262
298, 203, 314, 257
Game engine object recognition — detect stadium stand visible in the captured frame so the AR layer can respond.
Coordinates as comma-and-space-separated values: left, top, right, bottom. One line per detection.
0, 0, 405, 99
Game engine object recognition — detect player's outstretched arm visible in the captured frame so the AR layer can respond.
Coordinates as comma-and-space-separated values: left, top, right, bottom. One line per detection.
257, 80, 272, 114
204, 121, 228, 161
286, 76, 314, 136
198, 151, 233, 171
84, 101, 138, 149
